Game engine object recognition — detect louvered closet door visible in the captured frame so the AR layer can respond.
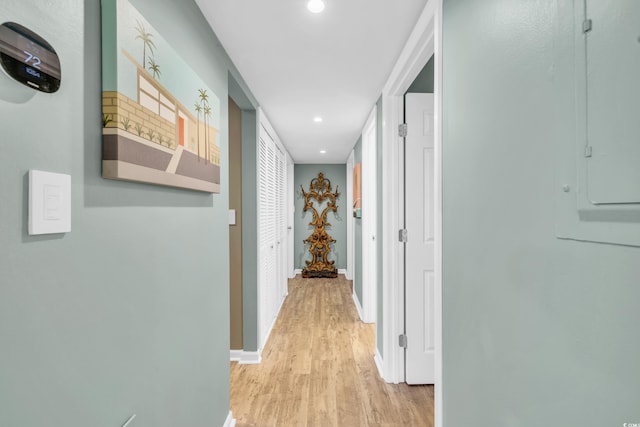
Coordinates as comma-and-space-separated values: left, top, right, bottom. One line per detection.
275, 145, 286, 299
258, 125, 279, 348
258, 122, 289, 349
266, 135, 277, 333
258, 134, 269, 347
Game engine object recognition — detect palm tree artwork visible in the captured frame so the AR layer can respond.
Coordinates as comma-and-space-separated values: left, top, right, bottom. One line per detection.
135, 20, 155, 70
204, 105, 212, 163
195, 89, 211, 162
148, 57, 161, 80
198, 89, 209, 146
101, 0, 222, 192
194, 103, 202, 159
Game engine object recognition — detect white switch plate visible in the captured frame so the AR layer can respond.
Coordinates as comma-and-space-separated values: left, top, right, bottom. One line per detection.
228, 209, 236, 225
29, 170, 71, 235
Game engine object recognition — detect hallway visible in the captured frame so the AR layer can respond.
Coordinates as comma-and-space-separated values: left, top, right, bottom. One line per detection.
230, 275, 434, 427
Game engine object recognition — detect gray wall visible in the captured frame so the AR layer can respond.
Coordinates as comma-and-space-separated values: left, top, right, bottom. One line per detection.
353, 138, 363, 303
442, 1, 640, 426
406, 55, 434, 94
294, 164, 347, 270
0, 1, 256, 426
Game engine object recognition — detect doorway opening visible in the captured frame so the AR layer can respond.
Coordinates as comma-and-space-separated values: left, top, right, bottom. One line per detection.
228, 72, 259, 365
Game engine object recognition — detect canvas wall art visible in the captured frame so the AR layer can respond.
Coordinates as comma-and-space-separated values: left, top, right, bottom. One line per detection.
353, 162, 361, 218
101, 0, 221, 192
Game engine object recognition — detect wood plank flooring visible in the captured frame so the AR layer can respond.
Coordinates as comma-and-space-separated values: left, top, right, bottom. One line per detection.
230, 275, 434, 427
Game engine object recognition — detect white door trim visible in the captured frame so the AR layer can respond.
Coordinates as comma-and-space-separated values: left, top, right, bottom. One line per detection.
287, 152, 295, 279
346, 150, 355, 281
380, 1, 442, 427
361, 106, 377, 324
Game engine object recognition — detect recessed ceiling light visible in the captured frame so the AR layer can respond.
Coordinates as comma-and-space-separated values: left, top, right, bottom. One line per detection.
320, 150, 327, 154
313, 117, 323, 123
307, 0, 325, 14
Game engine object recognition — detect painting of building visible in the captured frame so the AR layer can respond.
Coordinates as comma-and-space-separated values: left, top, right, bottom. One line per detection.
353, 162, 361, 217
101, 0, 221, 192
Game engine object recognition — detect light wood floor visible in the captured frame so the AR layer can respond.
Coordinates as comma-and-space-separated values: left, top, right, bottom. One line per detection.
230, 275, 434, 427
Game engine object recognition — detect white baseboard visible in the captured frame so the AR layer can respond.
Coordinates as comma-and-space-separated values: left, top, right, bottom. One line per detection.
230, 350, 242, 362
223, 411, 236, 427
229, 350, 262, 364
374, 347, 385, 380
258, 292, 287, 353
239, 351, 262, 365
352, 290, 364, 322
294, 268, 302, 275
236, 293, 288, 366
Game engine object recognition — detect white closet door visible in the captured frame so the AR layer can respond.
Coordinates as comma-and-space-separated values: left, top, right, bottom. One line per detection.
265, 132, 276, 339
257, 122, 289, 349
258, 134, 269, 348
275, 145, 287, 299
257, 114, 291, 351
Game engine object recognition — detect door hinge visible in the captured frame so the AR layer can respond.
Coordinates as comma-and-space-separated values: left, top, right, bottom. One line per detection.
398, 229, 407, 243
399, 334, 407, 348
398, 123, 408, 138
582, 19, 592, 33
585, 146, 593, 158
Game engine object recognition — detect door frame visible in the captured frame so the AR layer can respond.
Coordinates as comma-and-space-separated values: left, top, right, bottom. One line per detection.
287, 152, 295, 279
361, 106, 377, 324
380, 1, 442, 426
346, 151, 355, 281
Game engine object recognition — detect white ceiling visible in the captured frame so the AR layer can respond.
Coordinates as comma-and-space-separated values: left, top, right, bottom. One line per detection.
195, 0, 428, 163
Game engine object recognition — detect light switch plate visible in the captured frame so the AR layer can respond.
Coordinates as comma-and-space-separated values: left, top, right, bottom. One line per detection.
228, 209, 236, 225
29, 170, 71, 235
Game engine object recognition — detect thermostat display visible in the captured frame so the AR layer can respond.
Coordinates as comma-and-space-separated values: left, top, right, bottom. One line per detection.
0, 22, 61, 93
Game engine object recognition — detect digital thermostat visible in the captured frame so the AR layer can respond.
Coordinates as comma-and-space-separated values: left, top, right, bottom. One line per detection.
0, 22, 61, 93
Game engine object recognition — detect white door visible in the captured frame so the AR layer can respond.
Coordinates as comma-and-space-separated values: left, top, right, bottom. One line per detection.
404, 93, 435, 384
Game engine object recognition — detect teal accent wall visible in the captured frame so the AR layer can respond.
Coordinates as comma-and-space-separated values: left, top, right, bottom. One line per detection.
442, 1, 640, 426
294, 164, 347, 270
375, 96, 384, 356
353, 138, 363, 303
0, 1, 255, 425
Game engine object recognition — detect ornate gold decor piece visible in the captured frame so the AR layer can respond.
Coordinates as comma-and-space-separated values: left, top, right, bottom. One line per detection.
301, 172, 339, 278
